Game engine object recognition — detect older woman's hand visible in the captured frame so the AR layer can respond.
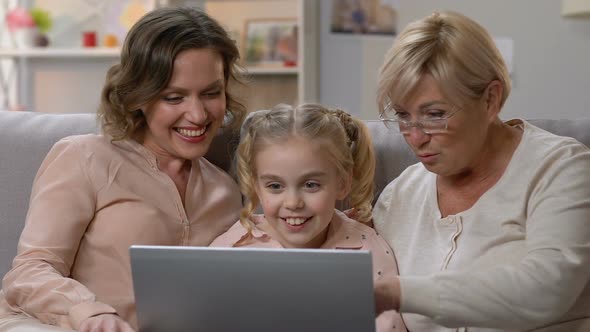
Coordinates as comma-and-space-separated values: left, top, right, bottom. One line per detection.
79, 314, 135, 332
374, 275, 401, 315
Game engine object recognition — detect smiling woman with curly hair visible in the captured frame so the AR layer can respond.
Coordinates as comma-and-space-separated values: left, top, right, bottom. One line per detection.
0, 7, 246, 332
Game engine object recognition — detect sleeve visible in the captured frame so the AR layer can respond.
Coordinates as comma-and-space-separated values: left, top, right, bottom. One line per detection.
399, 144, 590, 329
363, 229, 408, 332
372, 183, 393, 232
209, 220, 241, 247
374, 248, 408, 332
367, 232, 399, 279
2, 138, 117, 329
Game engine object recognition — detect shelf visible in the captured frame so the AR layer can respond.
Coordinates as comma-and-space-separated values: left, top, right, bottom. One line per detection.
0, 48, 298, 74
0, 48, 121, 58
562, 0, 590, 17
0, 0, 318, 114
244, 66, 298, 75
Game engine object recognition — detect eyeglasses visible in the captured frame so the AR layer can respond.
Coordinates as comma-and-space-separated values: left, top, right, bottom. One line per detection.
379, 100, 461, 134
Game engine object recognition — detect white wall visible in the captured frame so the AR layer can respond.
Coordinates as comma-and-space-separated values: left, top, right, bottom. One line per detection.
320, 0, 590, 120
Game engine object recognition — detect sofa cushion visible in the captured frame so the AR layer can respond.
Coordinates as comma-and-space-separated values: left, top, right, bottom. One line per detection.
528, 118, 590, 147
365, 120, 417, 200
1, 113, 589, 279
0, 112, 99, 276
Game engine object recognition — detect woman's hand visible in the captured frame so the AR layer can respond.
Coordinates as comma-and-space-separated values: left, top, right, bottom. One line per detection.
374, 275, 401, 315
79, 314, 135, 332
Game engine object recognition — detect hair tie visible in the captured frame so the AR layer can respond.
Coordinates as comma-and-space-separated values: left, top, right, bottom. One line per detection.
329, 108, 358, 146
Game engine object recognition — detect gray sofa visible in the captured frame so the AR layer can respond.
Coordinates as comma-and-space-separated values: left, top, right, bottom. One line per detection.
1, 110, 589, 278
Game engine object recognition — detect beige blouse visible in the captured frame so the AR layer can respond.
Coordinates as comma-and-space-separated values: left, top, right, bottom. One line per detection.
0, 134, 242, 330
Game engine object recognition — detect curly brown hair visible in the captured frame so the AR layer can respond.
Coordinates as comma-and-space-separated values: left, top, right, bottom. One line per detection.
97, 6, 246, 140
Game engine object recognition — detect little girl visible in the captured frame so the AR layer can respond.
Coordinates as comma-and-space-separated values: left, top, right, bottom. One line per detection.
211, 103, 407, 332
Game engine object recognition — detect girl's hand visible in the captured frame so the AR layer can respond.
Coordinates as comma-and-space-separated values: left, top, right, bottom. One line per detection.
374, 275, 401, 315
79, 314, 135, 332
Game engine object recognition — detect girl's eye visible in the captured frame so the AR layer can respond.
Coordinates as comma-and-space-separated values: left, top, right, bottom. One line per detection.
304, 181, 320, 190
266, 183, 282, 191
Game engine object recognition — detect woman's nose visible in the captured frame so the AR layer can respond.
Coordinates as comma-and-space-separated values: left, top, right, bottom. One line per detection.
185, 97, 208, 123
404, 126, 431, 149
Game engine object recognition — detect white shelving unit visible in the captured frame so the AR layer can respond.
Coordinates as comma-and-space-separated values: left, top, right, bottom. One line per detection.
0, 0, 318, 113
199, 0, 319, 110
0, 47, 121, 112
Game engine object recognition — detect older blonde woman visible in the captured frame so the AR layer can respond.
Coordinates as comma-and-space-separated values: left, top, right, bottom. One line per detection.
373, 11, 590, 332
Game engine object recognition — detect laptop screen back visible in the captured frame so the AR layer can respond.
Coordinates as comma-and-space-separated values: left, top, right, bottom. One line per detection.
130, 245, 376, 332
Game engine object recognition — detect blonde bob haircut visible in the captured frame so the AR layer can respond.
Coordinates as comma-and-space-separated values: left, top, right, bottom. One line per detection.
235, 104, 376, 242
98, 6, 246, 140
377, 11, 511, 114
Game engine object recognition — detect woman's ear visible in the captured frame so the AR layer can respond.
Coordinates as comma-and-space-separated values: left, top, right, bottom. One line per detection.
485, 80, 503, 120
337, 172, 353, 200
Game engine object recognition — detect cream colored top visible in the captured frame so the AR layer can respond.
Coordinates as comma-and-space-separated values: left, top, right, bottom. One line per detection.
374, 120, 590, 332
0, 134, 242, 330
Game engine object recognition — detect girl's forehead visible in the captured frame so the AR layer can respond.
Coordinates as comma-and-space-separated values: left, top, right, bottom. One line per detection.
259, 134, 310, 146
256, 136, 333, 159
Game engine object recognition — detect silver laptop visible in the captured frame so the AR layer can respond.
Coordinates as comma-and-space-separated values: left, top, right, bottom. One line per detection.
130, 245, 376, 332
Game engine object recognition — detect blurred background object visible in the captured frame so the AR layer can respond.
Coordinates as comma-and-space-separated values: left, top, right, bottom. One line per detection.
6, 6, 36, 48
